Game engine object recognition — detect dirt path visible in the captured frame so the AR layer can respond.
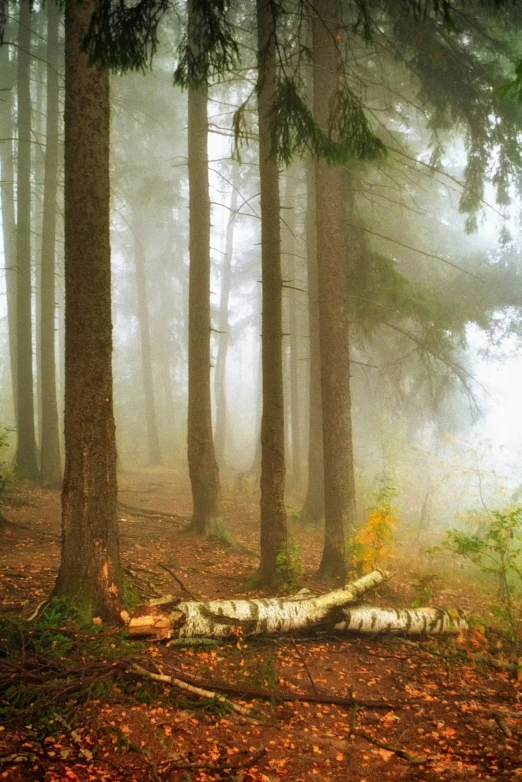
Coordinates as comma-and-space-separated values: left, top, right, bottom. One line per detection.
0, 471, 521, 781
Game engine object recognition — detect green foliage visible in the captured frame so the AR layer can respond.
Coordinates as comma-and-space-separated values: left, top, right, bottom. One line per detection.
85, 0, 172, 72
410, 573, 441, 608
272, 77, 385, 167
123, 579, 143, 610
0, 599, 136, 728
275, 539, 303, 593
247, 651, 278, 692
443, 507, 522, 651
174, 0, 239, 88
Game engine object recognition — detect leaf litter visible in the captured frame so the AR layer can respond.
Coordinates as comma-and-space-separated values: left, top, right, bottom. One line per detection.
0, 469, 521, 781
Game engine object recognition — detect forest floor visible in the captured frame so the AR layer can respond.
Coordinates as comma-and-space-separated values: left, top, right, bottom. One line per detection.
0, 468, 521, 782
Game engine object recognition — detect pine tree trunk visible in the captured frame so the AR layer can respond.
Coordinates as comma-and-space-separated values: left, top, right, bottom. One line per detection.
15, 0, 39, 479
248, 309, 263, 477
0, 40, 17, 424
314, 0, 356, 582
256, 0, 288, 586
40, 0, 63, 488
54, 0, 122, 622
214, 183, 239, 467
283, 173, 302, 490
301, 161, 325, 524
186, 0, 224, 536
34, 17, 47, 455
132, 209, 162, 467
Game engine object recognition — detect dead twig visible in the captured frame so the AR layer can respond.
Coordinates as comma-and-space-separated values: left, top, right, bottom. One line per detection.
147, 666, 395, 709
118, 502, 186, 524
493, 710, 512, 738
130, 664, 255, 719
350, 705, 427, 765
289, 638, 319, 695
158, 563, 199, 600
163, 745, 266, 774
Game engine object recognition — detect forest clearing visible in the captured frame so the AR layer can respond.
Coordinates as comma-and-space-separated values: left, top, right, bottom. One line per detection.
1, 471, 521, 782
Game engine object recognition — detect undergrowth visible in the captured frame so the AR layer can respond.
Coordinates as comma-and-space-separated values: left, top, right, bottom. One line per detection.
0, 598, 134, 729
351, 479, 396, 573
275, 539, 303, 593
443, 506, 522, 653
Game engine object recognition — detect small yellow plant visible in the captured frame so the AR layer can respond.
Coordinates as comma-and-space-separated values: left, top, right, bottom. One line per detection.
353, 480, 397, 573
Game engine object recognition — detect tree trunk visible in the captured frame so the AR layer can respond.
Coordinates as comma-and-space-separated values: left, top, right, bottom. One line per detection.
256, 0, 289, 586
128, 569, 386, 639
54, 0, 122, 622
186, 0, 224, 536
214, 183, 239, 467
133, 209, 162, 467
335, 606, 467, 635
0, 39, 17, 424
40, 0, 63, 488
300, 161, 325, 524
15, 0, 39, 479
313, 1, 356, 582
282, 172, 302, 491
34, 16, 47, 456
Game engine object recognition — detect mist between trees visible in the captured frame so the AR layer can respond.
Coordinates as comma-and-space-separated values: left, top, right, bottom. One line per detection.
1, 0, 522, 616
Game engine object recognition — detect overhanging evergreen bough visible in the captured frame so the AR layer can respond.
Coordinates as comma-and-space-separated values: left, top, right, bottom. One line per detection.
125, 569, 468, 639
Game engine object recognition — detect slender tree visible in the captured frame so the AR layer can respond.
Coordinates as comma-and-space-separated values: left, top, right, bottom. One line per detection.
300, 161, 324, 523
40, 0, 62, 487
185, 0, 225, 536
15, 0, 39, 479
214, 182, 239, 468
132, 204, 162, 466
54, 0, 122, 621
257, 0, 288, 586
0, 37, 17, 421
282, 171, 302, 490
313, 0, 356, 582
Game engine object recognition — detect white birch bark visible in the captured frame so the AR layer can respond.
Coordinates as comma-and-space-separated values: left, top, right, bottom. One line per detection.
127, 569, 386, 639
335, 606, 468, 635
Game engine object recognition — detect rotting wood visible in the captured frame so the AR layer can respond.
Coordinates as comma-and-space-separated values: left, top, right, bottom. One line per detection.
127, 569, 387, 639
126, 571, 469, 640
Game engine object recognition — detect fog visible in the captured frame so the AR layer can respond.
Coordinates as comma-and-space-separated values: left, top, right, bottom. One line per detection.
1, 1, 522, 549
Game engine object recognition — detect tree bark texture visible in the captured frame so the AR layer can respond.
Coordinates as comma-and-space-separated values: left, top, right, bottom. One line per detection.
15, 0, 39, 479
214, 182, 239, 467
127, 570, 469, 640
40, 0, 63, 488
313, 1, 356, 582
335, 606, 468, 635
186, 0, 223, 536
54, 0, 122, 621
301, 161, 325, 523
0, 39, 17, 423
282, 173, 302, 490
257, 0, 288, 586
133, 208, 162, 466
128, 569, 386, 639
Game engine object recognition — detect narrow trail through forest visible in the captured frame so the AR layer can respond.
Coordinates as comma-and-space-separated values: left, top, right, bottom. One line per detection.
0, 470, 520, 781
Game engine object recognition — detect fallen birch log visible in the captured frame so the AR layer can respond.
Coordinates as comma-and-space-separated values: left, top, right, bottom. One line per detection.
335, 606, 468, 635
127, 569, 386, 639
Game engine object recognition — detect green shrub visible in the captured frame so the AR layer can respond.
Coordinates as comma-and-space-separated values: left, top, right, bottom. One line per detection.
276, 539, 303, 593
443, 507, 522, 651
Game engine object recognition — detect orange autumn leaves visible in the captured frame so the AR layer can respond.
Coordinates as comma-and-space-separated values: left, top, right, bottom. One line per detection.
353, 481, 397, 573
